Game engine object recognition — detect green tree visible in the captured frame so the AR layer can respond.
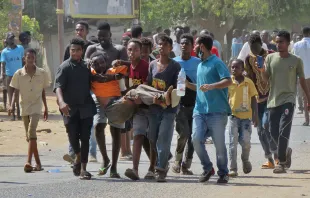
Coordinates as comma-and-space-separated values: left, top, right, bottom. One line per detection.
0, 0, 11, 48
22, 15, 43, 42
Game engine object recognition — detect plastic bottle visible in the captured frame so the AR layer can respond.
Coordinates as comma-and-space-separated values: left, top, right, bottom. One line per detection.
48, 169, 60, 173
177, 68, 186, 96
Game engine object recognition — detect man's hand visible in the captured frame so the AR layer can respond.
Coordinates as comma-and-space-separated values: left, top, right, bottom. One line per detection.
59, 101, 70, 116
200, 84, 215, 92
8, 105, 14, 116
252, 115, 258, 128
43, 108, 49, 121
112, 60, 122, 67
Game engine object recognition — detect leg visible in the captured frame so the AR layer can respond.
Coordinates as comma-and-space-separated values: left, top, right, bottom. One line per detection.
239, 119, 252, 174
28, 115, 41, 169
79, 117, 93, 176
89, 125, 97, 160
269, 106, 282, 157
297, 81, 304, 113
110, 126, 122, 174
120, 129, 127, 157
207, 113, 229, 176
302, 79, 310, 125
6, 76, 15, 120
23, 116, 32, 165
15, 91, 20, 119
2, 89, 7, 111
95, 123, 110, 167
227, 116, 239, 172
183, 107, 195, 170
147, 110, 161, 172
192, 113, 212, 172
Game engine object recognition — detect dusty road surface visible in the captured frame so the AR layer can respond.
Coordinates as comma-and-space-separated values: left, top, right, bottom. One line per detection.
1, 90, 310, 198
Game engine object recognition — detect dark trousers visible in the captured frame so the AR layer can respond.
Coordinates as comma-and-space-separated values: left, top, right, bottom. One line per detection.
64, 111, 93, 164
269, 103, 295, 164
175, 106, 195, 168
257, 101, 277, 158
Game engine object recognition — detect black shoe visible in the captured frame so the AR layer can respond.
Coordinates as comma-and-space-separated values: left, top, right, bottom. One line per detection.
198, 168, 215, 183
155, 170, 167, 182
217, 175, 229, 184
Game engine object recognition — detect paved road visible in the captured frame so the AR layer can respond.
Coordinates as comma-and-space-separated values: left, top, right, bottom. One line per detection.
1, 113, 310, 198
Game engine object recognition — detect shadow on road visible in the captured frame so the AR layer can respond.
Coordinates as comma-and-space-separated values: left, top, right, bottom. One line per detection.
0, 181, 28, 185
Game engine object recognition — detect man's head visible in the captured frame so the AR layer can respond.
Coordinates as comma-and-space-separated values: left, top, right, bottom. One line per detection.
19, 31, 31, 45
121, 36, 131, 48
5, 32, 15, 46
292, 33, 298, 42
251, 30, 260, 36
200, 29, 210, 36
141, 37, 153, 61
75, 21, 89, 40
180, 33, 194, 55
296, 34, 303, 42
158, 34, 173, 56
175, 26, 184, 42
231, 59, 244, 77
127, 38, 142, 61
156, 26, 162, 33
191, 29, 198, 37
195, 34, 213, 58
163, 29, 171, 37
302, 26, 310, 38
183, 26, 190, 34
276, 30, 290, 52
24, 48, 37, 65
242, 29, 247, 36
90, 52, 108, 73
261, 30, 270, 44
97, 22, 111, 49
232, 29, 240, 38
131, 25, 143, 39
249, 33, 263, 55
69, 37, 85, 61
271, 29, 279, 41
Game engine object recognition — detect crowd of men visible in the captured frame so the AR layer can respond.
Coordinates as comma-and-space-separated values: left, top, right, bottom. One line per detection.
1, 20, 310, 184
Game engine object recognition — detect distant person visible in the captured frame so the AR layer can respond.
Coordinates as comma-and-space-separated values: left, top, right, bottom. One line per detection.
121, 36, 131, 48
153, 26, 162, 47
63, 21, 94, 61
293, 27, 310, 126
270, 29, 278, 45
183, 26, 190, 34
231, 29, 243, 59
241, 29, 248, 43
191, 29, 198, 40
172, 26, 184, 57
19, 31, 31, 50
1, 32, 24, 121
296, 34, 303, 42
261, 30, 277, 51
9, 48, 50, 173
210, 32, 223, 59
141, 37, 155, 62
164, 29, 171, 37
131, 25, 143, 39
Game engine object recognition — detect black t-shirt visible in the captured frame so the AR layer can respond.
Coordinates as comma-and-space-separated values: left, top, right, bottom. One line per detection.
180, 76, 196, 107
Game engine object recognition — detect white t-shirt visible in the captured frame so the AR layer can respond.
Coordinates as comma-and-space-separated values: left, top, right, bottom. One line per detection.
294, 38, 310, 79
238, 42, 268, 61
173, 42, 181, 57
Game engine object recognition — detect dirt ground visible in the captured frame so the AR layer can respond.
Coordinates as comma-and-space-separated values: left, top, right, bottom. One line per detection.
0, 89, 69, 155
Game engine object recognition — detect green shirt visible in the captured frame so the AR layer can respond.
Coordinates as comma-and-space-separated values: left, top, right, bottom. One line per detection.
266, 53, 304, 108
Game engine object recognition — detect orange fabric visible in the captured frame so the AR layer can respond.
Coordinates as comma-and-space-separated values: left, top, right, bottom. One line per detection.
91, 66, 128, 97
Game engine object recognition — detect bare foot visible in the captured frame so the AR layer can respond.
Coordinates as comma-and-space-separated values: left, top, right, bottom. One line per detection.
164, 86, 173, 106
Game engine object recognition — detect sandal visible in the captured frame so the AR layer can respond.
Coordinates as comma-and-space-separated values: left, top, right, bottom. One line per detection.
261, 161, 275, 169
124, 168, 140, 181
144, 171, 155, 180
110, 172, 121, 179
72, 163, 81, 176
24, 163, 33, 173
80, 171, 92, 180
33, 165, 44, 171
98, 164, 111, 176
63, 154, 75, 164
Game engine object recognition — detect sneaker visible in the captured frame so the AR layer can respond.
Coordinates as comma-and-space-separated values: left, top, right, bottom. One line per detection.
217, 175, 229, 184
144, 171, 155, 180
242, 160, 252, 174
172, 164, 181, 174
261, 161, 275, 169
89, 155, 98, 163
273, 164, 287, 174
228, 170, 238, 177
285, 147, 292, 169
155, 170, 167, 182
181, 166, 194, 175
198, 168, 215, 183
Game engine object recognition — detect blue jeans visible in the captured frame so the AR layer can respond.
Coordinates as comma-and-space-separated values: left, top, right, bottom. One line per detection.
227, 116, 252, 171
148, 107, 176, 171
69, 125, 97, 157
192, 113, 229, 176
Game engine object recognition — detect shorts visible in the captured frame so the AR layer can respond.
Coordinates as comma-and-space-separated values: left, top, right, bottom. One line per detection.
133, 108, 149, 137
92, 95, 125, 129
22, 114, 40, 140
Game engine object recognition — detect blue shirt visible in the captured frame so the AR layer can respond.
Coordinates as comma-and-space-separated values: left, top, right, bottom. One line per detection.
231, 37, 243, 58
194, 55, 231, 114
1, 45, 24, 76
173, 56, 200, 83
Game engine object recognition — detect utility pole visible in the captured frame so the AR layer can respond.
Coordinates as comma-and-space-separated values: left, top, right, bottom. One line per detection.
56, 0, 64, 65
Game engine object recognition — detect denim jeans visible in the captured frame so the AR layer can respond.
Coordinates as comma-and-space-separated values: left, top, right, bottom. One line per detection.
69, 125, 97, 158
148, 107, 176, 171
192, 112, 229, 176
257, 101, 277, 158
227, 116, 252, 171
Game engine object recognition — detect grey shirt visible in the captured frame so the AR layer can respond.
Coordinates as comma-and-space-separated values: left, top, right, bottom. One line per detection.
147, 59, 181, 113
84, 43, 128, 66
54, 58, 96, 119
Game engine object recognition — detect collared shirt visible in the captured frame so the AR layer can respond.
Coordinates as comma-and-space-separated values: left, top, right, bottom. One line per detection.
293, 37, 310, 78
10, 67, 50, 116
238, 42, 268, 61
228, 76, 258, 119
54, 58, 96, 119
194, 55, 231, 114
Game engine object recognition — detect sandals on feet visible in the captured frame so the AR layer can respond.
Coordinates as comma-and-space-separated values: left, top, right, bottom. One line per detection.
261, 161, 275, 169
32, 165, 44, 171
80, 171, 92, 180
110, 172, 121, 179
125, 168, 140, 181
144, 171, 155, 180
98, 164, 111, 176
24, 163, 33, 173
72, 163, 81, 176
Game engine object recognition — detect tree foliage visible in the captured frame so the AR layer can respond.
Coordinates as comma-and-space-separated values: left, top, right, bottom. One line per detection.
22, 15, 43, 42
0, 0, 11, 48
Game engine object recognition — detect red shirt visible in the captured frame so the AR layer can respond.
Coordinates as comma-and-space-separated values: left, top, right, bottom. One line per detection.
191, 46, 219, 57
129, 59, 149, 88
